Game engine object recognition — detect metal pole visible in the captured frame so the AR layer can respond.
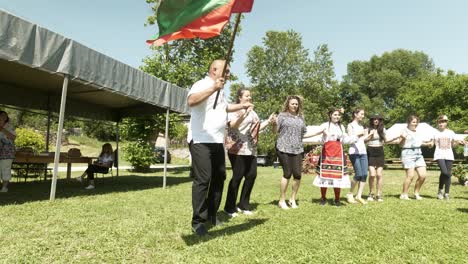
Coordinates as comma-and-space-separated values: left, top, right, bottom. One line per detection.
46, 95, 51, 152
116, 122, 119, 177
163, 108, 169, 189
50, 75, 69, 201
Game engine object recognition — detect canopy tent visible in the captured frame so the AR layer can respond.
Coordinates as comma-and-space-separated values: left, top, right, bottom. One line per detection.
0, 9, 189, 200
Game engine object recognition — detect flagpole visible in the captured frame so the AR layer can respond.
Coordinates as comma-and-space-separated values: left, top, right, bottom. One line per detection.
213, 13, 242, 109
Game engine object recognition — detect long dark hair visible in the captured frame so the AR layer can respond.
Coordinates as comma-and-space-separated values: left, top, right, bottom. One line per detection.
0, 111, 9, 123
327, 107, 343, 133
369, 116, 385, 141
352, 107, 364, 123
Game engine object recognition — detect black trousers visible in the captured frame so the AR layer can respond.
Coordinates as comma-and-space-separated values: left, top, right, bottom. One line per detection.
224, 154, 257, 213
437, 159, 453, 193
190, 142, 226, 227
86, 164, 109, 180
276, 150, 303, 180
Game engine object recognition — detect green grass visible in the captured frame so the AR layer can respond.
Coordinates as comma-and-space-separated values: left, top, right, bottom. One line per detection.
1, 168, 467, 263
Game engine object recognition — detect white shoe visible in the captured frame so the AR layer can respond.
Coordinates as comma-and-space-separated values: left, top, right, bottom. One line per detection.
367, 193, 375, 201
437, 190, 443, 200
278, 201, 289, 210
444, 193, 450, 201
224, 210, 239, 217
288, 200, 298, 209
242, 210, 254, 216
85, 185, 95, 190
75, 176, 83, 183
414, 193, 423, 200
346, 193, 357, 204
400, 194, 410, 200
0, 187, 8, 193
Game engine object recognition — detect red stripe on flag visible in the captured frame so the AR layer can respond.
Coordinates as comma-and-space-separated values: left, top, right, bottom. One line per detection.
148, 0, 236, 46
231, 0, 254, 13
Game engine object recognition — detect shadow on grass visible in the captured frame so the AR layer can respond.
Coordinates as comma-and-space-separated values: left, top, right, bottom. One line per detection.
0, 174, 192, 206
456, 208, 468, 213
182, 218, 268, 246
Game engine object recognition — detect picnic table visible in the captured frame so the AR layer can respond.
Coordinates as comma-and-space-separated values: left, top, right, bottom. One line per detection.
13, 152, 95, 180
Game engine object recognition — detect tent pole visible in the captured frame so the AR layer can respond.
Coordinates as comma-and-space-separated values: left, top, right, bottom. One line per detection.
46, 95, 51, 152
49, 75, 69, 201
116, 122, 119, 177
163, 108, 169, 189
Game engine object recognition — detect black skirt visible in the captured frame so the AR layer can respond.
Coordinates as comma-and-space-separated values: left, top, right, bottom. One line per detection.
367, 146, 385, 167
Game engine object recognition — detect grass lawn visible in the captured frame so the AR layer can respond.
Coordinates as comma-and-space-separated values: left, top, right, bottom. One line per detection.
1, 167, 467, 263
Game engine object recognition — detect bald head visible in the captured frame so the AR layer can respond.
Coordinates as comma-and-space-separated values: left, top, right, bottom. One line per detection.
209, 59, 230, 80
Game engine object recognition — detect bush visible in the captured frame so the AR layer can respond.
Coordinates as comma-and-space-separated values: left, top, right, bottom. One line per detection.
123, 141, 157, 172
257, 129, 277, 162
452, 163, 467, 185
15, 128, 46, 153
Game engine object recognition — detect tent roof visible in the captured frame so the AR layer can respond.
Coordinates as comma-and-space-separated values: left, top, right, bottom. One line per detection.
0, 9, 189, 121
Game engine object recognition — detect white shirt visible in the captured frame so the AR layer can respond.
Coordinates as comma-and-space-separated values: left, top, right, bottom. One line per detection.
347, 122, 367, 155
319, 122, 357, 144
187, 76, 228, 144
433, 129, 456, 160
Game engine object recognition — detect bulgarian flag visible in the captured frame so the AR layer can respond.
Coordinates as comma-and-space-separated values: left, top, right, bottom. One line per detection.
147, 0, 254, 46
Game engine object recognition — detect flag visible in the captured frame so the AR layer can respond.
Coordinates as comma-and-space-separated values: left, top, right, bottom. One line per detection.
147, 0, 254, 46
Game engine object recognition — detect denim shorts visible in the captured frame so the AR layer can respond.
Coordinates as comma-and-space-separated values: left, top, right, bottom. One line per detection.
401, 149, 426, 169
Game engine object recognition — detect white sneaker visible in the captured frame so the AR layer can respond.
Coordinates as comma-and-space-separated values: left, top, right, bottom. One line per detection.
437, 190, 443, 200
346, 193, 357, 204
85, 185, 95, 190
400, 194, 410, 200
242, 210, 254, 216
0, 187, 8, 193
224, 210, 239, 217
288, 200, 298, 209
444, 193, 450, 201
278, 201, 289, 210
414, 193, 423, 200
75, 176, 83, 183
367, 193, 375, 201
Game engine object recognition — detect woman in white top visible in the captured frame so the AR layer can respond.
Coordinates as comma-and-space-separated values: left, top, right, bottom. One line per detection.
78, 143, 114, 189
399, 115, 433, 200
346, 108, 371, 205
432, 115, 465, 200
0, 111, 16, 193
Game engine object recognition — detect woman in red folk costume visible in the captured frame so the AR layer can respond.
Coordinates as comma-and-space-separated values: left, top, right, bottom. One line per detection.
311, 108, 361, 206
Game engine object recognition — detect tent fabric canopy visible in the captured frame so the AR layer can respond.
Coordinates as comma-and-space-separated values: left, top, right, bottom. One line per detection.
0, 9, 189, 121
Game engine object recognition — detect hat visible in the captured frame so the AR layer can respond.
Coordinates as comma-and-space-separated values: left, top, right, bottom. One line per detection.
437, 115, 449, 122
370, 114, 383, 120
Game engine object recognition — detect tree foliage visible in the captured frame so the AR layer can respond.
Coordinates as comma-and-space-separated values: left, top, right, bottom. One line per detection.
339, 49, 467, 134
244, 30, 337, 157
339, 49, 435, 122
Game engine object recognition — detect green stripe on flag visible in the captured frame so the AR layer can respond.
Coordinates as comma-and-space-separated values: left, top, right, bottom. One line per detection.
154, 0, 231, 40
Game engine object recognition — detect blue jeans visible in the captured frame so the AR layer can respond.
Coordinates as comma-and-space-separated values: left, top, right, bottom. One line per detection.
350, 154, 368, 182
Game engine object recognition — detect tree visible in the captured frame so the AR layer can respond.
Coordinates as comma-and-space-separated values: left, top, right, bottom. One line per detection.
339, 49, 435, 123
245, 30, 337, 158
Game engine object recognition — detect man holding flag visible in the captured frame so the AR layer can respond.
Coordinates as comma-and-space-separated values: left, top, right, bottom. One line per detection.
188, 60, 253, 235
148, 0, 254, 235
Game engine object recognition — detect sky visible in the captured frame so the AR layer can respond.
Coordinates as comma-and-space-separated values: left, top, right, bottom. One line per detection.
1, 0, 468, 87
